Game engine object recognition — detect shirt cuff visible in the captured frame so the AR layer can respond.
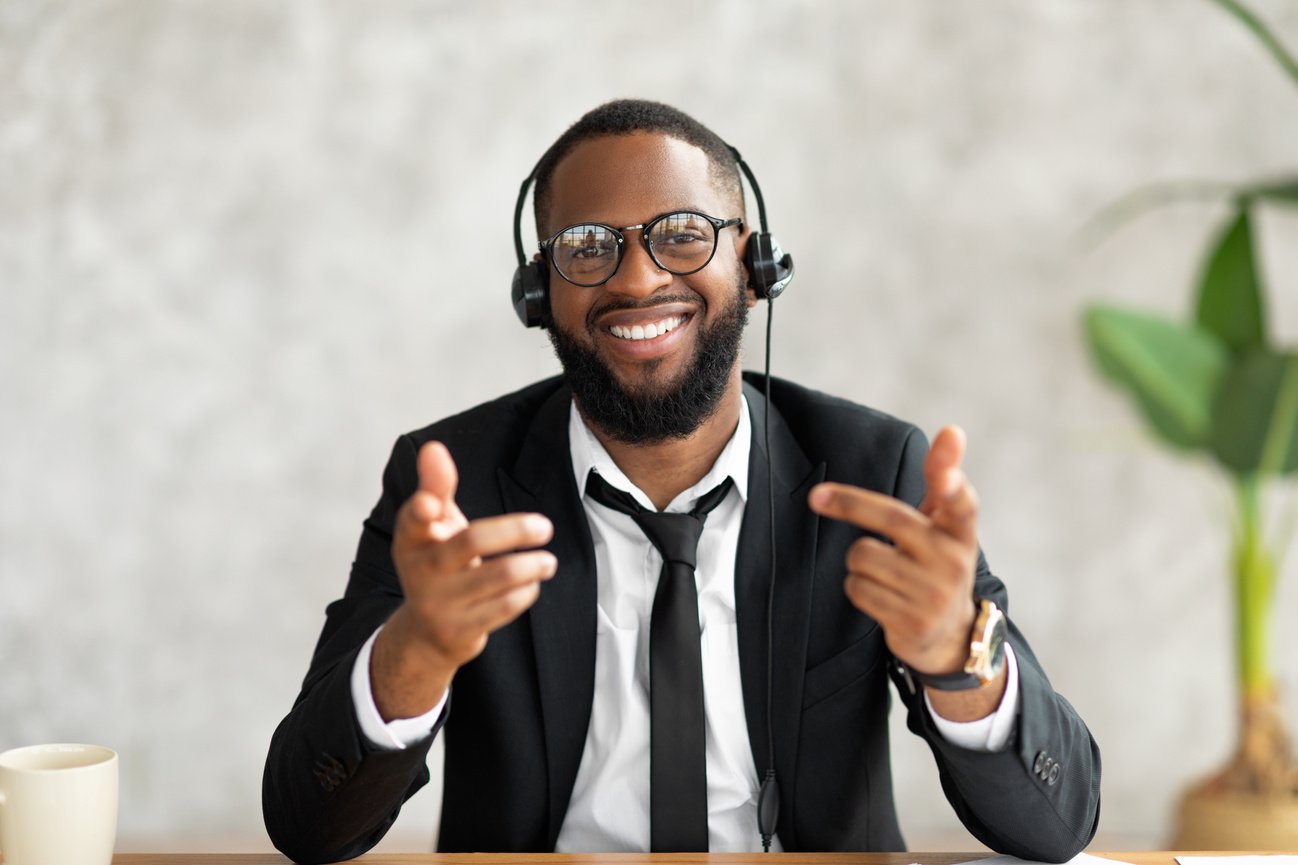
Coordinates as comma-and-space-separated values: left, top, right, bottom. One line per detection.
924, 643, 1019, 752
351, 625, 448, 750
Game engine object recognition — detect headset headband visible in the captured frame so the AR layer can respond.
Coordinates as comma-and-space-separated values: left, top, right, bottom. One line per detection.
513, 143, 771, 266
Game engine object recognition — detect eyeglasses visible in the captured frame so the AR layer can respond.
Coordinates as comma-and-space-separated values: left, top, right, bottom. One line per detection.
539, 210, 743, 287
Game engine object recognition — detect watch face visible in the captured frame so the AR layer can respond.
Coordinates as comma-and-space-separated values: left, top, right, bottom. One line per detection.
986, 616, 1006, 671
967, 600, 1007, 682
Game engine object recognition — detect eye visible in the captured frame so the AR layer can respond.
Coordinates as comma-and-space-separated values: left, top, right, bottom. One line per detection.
657, 230, 708, 246
648, 214, 711, 247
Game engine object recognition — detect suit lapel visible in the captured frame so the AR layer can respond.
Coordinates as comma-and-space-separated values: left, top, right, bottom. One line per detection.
735, 380, 825, 848
497, 384, 597, 849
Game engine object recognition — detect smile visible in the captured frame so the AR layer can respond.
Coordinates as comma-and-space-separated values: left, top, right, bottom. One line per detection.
608, 315, 686, 341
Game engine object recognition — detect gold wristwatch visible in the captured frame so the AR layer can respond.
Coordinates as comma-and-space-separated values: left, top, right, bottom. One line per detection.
913, 598, 1007, 691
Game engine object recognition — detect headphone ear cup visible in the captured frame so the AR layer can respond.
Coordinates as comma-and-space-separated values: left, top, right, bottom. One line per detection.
744, 232, 794, 300
510, 261, 550, 328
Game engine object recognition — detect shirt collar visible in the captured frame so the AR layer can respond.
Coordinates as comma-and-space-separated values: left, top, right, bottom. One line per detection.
568, 395, 751, 513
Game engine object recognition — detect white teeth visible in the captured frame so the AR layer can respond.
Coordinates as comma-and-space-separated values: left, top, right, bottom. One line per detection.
610, 316, 682, 341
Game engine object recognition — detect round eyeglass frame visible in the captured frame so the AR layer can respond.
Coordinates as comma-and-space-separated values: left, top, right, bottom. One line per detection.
538, 210, 744, 287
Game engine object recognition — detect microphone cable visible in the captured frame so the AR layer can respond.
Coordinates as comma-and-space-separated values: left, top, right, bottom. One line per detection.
756, 294, 779, 852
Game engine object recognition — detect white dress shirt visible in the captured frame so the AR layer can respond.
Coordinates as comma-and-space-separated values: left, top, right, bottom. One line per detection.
350, 396, 1019, 851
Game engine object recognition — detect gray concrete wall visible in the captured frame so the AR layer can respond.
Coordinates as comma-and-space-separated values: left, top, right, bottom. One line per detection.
3, 0, 1297, 852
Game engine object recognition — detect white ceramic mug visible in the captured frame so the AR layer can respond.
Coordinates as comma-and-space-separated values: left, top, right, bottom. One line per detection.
0, 743, 118, 865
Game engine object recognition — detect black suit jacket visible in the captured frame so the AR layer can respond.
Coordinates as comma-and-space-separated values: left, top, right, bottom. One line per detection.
263, 374, 1101, 864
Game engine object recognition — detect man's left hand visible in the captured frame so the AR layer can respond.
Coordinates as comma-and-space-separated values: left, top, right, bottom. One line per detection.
808, 425, 980, 678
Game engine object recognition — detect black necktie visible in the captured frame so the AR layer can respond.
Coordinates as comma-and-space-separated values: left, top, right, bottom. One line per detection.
585, 470, 734, 852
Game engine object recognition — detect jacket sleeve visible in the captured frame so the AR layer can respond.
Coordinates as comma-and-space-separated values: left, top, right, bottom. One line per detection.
263, 434, 444, 865
888, 427, 1102, 863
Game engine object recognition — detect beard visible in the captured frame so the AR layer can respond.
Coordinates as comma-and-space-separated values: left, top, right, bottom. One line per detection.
546, 280, 749, 445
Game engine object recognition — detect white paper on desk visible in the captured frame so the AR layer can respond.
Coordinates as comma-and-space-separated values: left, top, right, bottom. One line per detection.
1178, 858, 1298, 865
955, 853, 1138, 865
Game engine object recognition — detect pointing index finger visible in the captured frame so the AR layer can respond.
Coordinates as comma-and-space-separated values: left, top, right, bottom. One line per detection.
808, 482, 929, 552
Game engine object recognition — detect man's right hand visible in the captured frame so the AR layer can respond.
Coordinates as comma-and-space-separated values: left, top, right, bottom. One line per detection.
371, 440, 556, 722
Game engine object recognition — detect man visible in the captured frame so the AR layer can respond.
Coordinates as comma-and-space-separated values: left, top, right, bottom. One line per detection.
263, 100, 1101, 864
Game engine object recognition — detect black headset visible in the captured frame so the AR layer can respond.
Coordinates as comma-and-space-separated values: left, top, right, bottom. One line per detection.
510, 144, 794, 328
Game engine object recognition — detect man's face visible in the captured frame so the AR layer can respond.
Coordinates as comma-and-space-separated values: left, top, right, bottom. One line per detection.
542, 132, 755, 444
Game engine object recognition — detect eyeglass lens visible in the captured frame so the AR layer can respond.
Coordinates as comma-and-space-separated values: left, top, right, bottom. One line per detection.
549, 211, 719, 286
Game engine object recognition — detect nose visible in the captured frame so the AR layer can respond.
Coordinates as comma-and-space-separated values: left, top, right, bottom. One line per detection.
605, 231, 673, 299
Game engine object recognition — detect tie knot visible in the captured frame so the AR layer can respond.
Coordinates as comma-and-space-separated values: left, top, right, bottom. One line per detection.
585, 471, 734, 568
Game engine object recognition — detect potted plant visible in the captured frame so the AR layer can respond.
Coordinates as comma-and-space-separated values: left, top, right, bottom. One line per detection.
1083, 0, 1298, 846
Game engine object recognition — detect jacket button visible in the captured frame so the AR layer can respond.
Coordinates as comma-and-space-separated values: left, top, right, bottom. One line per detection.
313, 754, 347, 792
1033, 751, 1047, 775
1048, 763, 1060, 786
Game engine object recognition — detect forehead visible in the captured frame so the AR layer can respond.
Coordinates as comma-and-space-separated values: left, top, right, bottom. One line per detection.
546, 132, 726, 230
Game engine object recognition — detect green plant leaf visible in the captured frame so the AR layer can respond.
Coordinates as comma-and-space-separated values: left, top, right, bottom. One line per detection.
1195, 207, 1267, 355
1084, 306, 1230, 449
1209, 351, 1298, 476
1249, 178, 1298, 205
1208, 0, 1298, 93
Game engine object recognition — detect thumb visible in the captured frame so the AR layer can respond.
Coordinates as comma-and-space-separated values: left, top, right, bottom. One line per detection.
921, 426, 966, 511
417, 441, 460, 509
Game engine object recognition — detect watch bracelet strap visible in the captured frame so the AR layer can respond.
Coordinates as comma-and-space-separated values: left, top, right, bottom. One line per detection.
909, 597, 1006, 692
908, 666, 987, 692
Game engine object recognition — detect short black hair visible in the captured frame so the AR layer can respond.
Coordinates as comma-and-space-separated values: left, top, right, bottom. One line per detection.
532, 99, 744, 235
